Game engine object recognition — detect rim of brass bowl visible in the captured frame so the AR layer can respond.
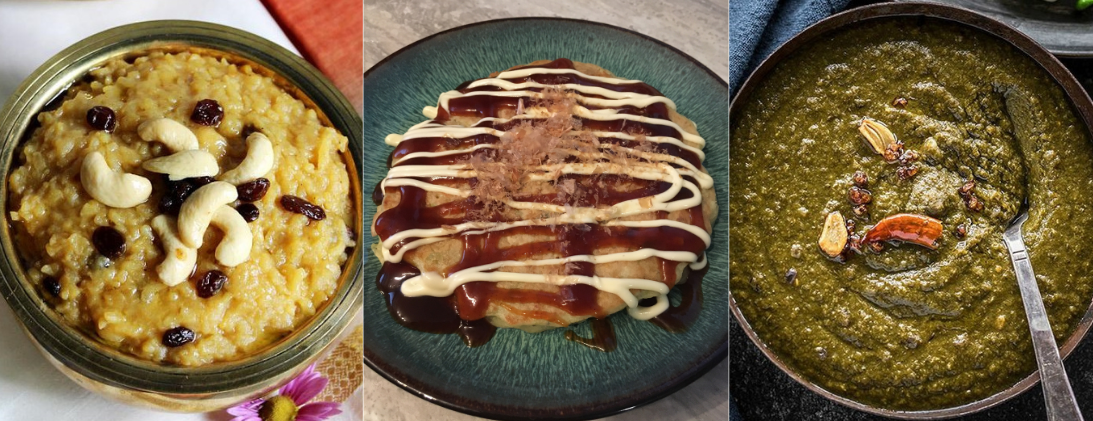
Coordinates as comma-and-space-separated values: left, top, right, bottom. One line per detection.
0, 20, 364, 408
729, 2, 1093, 419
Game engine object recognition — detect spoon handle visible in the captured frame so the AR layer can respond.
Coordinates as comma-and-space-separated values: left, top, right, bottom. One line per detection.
1003, 233, 1084, 421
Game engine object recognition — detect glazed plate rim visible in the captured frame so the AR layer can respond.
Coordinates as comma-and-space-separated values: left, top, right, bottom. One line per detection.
361, 16, 728, 421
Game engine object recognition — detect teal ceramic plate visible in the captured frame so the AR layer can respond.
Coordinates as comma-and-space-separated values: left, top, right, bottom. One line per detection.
361, 18, 727, 420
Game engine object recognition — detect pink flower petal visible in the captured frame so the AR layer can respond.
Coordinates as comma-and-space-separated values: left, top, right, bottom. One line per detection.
297, 401, 342, 421
229, 416, 262, 421
291, 376, 329, 405
226, 398, 264, 416
280, 364, 322, 403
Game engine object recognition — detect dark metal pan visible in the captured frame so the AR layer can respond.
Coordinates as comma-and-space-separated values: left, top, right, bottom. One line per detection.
730, 2, 1093, 418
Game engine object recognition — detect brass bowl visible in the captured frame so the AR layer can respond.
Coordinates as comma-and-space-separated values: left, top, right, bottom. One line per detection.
0, 21, 363, 412
730, 2, 1093, 418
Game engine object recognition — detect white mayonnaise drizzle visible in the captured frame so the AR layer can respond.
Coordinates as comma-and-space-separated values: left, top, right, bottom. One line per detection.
378, 64, 711, 322
387, 115, 707, 162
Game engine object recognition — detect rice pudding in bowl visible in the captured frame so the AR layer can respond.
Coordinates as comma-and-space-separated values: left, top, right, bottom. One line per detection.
0, 21, 362, 410
8, 50, 354, 366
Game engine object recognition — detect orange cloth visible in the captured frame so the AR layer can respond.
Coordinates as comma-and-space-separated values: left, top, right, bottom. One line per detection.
262, 0, 363, 114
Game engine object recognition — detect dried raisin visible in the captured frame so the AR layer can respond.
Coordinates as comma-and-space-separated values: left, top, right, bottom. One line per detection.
190, 176, 216, 187
190, 99, 223, 126
236, 178, 270, 202
92, 226, 126, 259
195, 270, 227, 298
86, 106, 117, 132
162, 326, 195, 347
236, 203, 259, 222
159, 179, 196, 215
280, 195, 325, 221
43, 276, 61, 297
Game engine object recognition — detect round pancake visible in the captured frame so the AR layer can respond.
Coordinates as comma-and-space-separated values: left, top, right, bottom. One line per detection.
373, 60, 717, 332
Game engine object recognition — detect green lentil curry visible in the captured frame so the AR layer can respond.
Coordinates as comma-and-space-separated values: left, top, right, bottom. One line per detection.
730, 19, 1093, 410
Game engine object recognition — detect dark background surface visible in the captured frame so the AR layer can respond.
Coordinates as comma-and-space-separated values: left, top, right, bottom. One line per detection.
729, 1, 1093, 419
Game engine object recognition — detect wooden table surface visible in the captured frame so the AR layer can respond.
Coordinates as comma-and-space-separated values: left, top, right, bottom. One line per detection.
362, 1, 728, 420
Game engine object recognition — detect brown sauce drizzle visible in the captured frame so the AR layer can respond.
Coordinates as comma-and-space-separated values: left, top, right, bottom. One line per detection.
643, 265, 709, 333
374, 58, 709, 349
441, 94, 671, 122
564, 318, 618, 352
432, 106, 689, 142
371, 181, 384, 206
376, 261, 496, 347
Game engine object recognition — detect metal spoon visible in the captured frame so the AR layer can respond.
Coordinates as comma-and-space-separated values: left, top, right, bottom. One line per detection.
1002, 202, 1084, 421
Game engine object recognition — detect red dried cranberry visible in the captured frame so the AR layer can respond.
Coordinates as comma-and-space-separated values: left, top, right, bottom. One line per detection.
236, 203, 259, 222
43, 276, 61, 297
236, 178, 270, 202
195, 270, 227, 298
280, 195, 325, 221
190, 99, 223, 126
86, 106, 117, 132
955, 224, 968, 239
162, 326, 195, 347
92, 226, 126, 259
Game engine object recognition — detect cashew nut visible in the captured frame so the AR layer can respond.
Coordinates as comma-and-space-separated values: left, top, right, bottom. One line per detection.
141, 150, 219, 181
178, 181, 238, 248
219, 133, 274, 185
80, 152, 152, 208
138, 118, 199, 152
210, 205, 252, 266
151, 215, 197, 286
